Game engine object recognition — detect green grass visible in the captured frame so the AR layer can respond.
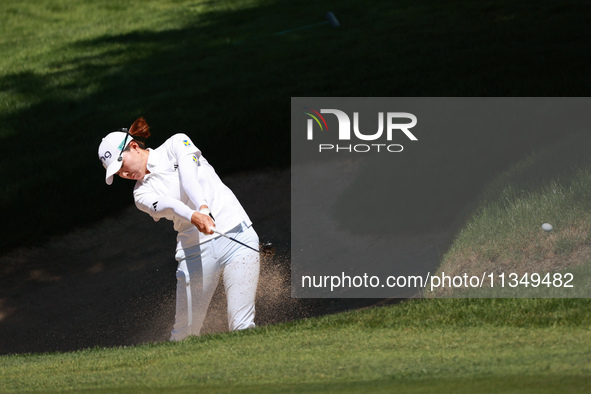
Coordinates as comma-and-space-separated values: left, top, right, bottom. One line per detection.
1, 0, 591, 251
428, 133, 591, 297
1, 298, 590, 392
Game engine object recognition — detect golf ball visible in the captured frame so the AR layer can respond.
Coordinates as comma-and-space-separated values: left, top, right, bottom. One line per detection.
542, 223, 553, 232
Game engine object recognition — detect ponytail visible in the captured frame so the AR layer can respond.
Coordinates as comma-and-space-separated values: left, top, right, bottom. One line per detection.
129, 117, 151, 139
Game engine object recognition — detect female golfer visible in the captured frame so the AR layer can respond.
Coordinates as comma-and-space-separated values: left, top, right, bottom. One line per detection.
98, 117, 259, 341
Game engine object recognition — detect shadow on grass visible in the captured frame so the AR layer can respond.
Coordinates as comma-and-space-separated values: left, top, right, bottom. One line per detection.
332, 100, 591, 236
1, 0, 590, 252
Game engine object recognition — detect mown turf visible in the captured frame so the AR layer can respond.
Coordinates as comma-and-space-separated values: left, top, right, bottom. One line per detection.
1, 299, 590, 392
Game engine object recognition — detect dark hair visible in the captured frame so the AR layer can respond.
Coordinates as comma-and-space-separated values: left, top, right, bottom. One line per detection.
127, 117, 150, 149
129, 117, 151, 139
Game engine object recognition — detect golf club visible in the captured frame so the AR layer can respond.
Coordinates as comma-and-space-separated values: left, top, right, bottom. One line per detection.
211, 228, 275, 256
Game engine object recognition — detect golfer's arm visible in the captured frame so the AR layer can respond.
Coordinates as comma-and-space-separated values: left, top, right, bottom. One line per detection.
177, 153, 208, 210
135, 193, 195, 223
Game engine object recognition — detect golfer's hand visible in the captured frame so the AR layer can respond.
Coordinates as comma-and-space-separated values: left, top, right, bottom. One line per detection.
191, 211, 215, 235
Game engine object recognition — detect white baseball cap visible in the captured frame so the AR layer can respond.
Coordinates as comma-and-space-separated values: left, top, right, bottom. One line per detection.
98, 130, 132, 185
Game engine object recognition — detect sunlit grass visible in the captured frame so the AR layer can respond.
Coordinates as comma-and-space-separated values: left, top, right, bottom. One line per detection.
1, 298, 590, 392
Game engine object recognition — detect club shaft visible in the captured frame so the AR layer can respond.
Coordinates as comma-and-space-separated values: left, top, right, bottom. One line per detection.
212, 229, 261, 254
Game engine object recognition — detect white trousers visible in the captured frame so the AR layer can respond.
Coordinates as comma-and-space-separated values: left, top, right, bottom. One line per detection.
170, 223, 260, 341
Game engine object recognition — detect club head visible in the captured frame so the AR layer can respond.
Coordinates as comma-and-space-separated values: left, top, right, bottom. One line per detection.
260, 242, 276, 256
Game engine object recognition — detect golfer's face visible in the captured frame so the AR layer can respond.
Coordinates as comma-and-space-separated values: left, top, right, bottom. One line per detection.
117, 150, 146, 181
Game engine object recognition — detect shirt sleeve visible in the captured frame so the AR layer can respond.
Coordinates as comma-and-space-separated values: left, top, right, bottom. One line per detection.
135, 192, 195, 223
173, 134, 209, 209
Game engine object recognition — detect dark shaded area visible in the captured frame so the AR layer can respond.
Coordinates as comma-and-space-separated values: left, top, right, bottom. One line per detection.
332, 99, 591, 235
1, 0, 591, 252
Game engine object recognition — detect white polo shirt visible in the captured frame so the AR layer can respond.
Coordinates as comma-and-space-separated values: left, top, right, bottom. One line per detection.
133, 134, 252, 251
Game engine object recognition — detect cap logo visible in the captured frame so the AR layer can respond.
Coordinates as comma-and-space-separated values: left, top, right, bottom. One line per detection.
100, 151, 112, 162
183, 140, 191, 146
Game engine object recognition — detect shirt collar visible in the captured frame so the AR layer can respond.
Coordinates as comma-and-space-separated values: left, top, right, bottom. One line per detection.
146, 148, 159, 171
143, 148, 163, 179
